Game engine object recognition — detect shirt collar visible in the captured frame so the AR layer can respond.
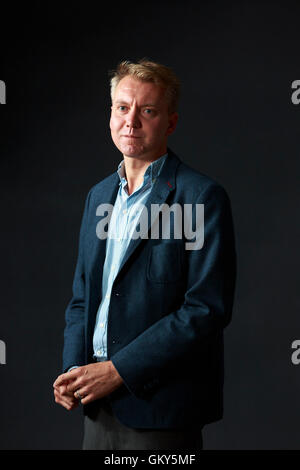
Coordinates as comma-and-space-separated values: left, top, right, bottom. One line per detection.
117, 153, 168, 188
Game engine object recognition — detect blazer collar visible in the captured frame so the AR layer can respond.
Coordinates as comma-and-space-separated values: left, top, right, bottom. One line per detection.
91, 149, 181, 288
116, 148, 181, 277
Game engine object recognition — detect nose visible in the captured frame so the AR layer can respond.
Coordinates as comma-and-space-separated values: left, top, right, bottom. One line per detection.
126, 108, 141, 130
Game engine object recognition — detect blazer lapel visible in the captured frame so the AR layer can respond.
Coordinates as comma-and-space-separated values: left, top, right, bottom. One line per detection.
90, 173, 119, 289
116, 150, 181, 278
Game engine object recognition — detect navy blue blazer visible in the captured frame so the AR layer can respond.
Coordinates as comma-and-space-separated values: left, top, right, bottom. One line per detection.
62, 149, 236, 429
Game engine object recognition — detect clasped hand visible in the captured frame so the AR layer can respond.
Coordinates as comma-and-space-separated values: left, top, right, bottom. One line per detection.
53, 361, 123, 411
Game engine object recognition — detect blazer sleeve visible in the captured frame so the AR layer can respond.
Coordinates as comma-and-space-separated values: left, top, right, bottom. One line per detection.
62, 189, 92, 372
110, 183, 237, 397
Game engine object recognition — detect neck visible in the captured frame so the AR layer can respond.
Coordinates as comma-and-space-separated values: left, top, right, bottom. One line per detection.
123, 150, 166, 195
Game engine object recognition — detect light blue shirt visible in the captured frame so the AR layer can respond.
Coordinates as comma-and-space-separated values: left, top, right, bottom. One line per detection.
92, 153, 168, 361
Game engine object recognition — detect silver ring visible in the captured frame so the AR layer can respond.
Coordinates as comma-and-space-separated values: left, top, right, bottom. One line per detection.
75, 390, 83, 400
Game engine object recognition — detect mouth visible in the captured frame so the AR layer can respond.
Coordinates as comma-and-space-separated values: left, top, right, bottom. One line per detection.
121, 135, 141, 139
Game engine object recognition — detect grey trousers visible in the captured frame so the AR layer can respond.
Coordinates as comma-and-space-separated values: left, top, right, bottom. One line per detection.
82, 398, 203, 450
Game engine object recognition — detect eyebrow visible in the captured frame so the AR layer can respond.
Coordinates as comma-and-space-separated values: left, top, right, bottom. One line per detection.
114, 100, 157, 107
141, 104, 157, 108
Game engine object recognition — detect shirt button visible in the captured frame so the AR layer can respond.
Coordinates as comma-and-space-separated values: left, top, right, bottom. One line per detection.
123, 209, 127, 214
105, 294, 110, 299
97, 349, 102, 356
100, 323, 104, 328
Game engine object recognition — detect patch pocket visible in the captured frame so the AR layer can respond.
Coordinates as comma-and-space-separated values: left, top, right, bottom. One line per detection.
147, 242, 183, 283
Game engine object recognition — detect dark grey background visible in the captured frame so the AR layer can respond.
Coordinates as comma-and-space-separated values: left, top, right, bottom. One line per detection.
1, 0, 299, 449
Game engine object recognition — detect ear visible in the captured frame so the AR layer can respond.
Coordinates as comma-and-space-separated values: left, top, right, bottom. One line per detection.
166, 112, 179, 136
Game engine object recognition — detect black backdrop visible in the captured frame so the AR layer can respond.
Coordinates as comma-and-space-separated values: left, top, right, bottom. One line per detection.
1, 0, 300, 450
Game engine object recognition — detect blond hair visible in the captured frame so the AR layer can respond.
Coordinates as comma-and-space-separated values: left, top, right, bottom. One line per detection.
110, 59, 181, 113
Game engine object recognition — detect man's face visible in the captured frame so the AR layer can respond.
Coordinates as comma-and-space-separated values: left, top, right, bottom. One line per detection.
110, 75, 178, 160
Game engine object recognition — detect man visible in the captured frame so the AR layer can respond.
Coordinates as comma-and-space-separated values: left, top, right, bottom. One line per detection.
53, 59, 236, 450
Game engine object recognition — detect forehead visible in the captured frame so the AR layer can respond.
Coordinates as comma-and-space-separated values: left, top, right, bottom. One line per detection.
114, 76, 166, 104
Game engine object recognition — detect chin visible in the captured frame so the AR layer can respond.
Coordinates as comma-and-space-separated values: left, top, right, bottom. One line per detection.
120, 144, 145, 157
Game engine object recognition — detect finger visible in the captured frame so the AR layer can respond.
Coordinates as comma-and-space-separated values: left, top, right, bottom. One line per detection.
54, 390, 73, 410
53, 368, 80, 388
80, 393, 94, 405
55, 391, 79, 411
54, 387, 77, 405
54, 382, 73, 394
73, 385, 90, 401
54, 388, 72, 405
53, 374, 69, 388
79, 386, 108, 405
67, 378, 86, 393
59, 399, 78, 411
60, 385, 77, 399
67, 399, 80, 410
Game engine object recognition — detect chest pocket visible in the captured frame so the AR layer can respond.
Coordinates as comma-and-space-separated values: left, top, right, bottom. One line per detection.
147, 242, 183, 283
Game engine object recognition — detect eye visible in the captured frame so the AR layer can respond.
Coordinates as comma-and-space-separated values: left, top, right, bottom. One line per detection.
144, 108, 152, 114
